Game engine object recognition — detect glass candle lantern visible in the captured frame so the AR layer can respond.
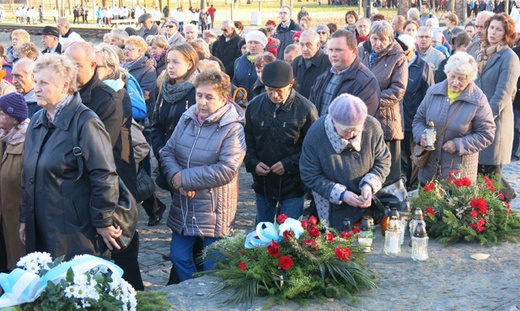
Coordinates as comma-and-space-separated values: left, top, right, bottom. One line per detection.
424, 119, 436, 150
411, 221, 429, 261
384, 217, 401, 256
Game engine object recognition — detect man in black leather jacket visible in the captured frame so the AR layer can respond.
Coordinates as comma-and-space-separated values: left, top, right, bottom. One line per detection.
245, 61, 318, 224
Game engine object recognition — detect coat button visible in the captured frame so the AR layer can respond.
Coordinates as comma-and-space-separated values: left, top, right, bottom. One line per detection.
30, 178, 34, 184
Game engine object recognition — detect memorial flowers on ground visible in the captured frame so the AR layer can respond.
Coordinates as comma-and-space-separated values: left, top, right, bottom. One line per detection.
411, 171, 520, 246
204, 215, 377, 306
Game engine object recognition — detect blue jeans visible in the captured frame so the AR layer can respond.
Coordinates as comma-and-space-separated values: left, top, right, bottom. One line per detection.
255, 194, 304, 225
170, 233, 218, 282
512, 109, 520, 161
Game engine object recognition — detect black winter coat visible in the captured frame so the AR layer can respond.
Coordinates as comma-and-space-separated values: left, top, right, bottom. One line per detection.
126, 57, 157, 118
292, 49, 331, 99
21, 94, 119, 259
79, 72, 123, 147
403, 53, 434, 132
273, 20, 301, 60
212, 31, 243, 78
244, 89, 318, 199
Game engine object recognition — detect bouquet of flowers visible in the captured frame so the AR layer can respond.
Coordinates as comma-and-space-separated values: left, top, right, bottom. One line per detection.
0, 252, 137, 311
411, 171, 520, 246
204, 215, 377, 307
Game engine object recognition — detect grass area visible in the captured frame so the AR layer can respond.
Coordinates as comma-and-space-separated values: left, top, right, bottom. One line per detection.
0, 1, 399, 29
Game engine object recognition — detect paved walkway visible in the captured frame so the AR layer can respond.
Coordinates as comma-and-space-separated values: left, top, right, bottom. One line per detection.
138, 165, 256, 290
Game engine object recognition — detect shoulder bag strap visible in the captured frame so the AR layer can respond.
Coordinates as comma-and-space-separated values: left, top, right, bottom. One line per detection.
437, 103, 463, 140
72, 107, 89, 181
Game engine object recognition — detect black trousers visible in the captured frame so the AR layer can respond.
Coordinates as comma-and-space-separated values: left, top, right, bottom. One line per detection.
401, 131, 419, 189
112, 231, 144, 290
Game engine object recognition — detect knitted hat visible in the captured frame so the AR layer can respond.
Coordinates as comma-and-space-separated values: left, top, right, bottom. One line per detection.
245, 30, 268, 47
316, 25, 330, 35
328, 94, 367, 128
262, 60, 294, 88
0, 92, 28, 122
292, 31, 302, 40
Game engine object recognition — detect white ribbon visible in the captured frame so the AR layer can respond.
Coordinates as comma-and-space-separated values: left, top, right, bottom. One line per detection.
0, 255, 123, 308
244, 218, 304, 249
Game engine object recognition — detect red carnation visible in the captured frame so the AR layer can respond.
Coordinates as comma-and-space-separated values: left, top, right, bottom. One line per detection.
483, 176, 495, 191
498, 193, 506, 201
267, 240, 280, 258
304, 239, 319, 250
469, 223, 477, 229
283, 230, 294, 240
352, 227, 361, 234
340, 231, 353, 239
471, 210, 478, 218
471, 198, 487, 210
278, 256, 294, 271
426, 206, 435, 216
324, 232, 334, 243
308, 216, 318, 225
308, 225, 321, 237
239, 250, 245, 256
301, 220, 309, 228
335, 246, 353, 261
277, 214, 288, 224
238, 261, 247, 271
479, 205, 488, 214
424, 182, 435, 193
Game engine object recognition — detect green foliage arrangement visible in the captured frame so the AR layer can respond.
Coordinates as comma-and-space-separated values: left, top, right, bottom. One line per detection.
411, 171, 520, 246
203, 215, 377, 307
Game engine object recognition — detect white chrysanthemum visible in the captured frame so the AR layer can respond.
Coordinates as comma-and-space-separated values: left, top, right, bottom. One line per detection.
26, 261, 40, 273
65, 285, 77, 298
85, 286, 100, 301
72, 285, 87, 299
73, 273, 89, 287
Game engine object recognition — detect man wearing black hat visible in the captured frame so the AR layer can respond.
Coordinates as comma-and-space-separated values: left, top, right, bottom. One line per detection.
40, 25, 62, 54
137, 13, 163, 40
245, 60, 318, 225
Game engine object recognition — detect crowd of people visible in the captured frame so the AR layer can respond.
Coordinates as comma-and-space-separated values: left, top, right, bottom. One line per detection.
0, 3, 520, 291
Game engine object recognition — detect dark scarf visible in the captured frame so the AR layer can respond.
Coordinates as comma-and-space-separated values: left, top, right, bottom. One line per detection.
161, 78, 194, 104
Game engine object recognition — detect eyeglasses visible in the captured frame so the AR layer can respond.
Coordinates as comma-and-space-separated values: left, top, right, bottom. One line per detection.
165, 25, 175, 28
418, 35, 431, 39
279, 12, 289, 14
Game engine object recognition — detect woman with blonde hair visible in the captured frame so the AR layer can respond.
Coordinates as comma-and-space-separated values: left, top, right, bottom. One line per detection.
6, 29, 30, 63
149, 35, 170, 77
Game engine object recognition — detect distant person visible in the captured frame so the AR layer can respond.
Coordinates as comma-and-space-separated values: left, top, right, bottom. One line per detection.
273, 6, 301, 60
137, 13, 163, 39
11, 58, 40, 117
297, 6, 309, 23
39, 25, 61, 54
212, 20, 242, 79
57, 17, 84, 46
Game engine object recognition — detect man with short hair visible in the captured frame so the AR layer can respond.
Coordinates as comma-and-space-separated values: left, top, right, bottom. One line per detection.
11, 59, 40, 118
110, 28, 129, 49
273, 5, 301, 60
419, 3, 437, 26
245, 60, 318, 224
292, 30, 331, 99
416, 26, 446, 73
309, 29, 380, 117
137, 13, 163, 39
183, 23, 198, 42
57, 17, 84, 46
212, 20, 242, 78
398, 34, 434, 189
40, 25, 61, 54
442, 12, 463, 44
392, 15, 406, 37
283, 44, 301, 65
65, 41, 144, 291
466, 11, 494, 56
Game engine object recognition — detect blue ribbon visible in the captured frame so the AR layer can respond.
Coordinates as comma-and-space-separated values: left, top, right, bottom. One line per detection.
244, 218, 304, 249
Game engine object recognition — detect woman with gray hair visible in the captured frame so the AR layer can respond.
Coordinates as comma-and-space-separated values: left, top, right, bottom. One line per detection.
300, 93, 391, 230
19, 53, 122, 260
357, 20, 408, 185
413, 52, 496, 184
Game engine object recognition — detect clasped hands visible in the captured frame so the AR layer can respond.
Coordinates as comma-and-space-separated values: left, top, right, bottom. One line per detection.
255, 161, 285, 176
342, 184, 373, 208
171, 172, 196, 198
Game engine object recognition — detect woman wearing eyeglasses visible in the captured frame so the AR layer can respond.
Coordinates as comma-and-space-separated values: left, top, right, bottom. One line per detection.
164, 18, 185, 46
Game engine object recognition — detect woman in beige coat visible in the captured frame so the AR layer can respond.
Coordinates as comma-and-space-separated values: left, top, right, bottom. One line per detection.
0, 93, 28, 272
357, 20, 408, 184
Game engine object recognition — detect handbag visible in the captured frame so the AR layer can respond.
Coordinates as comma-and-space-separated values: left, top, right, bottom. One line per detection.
134, 166, 156, 203
411, 144, 431, 168
72, 107, 139, 251
371, 178, 408, 224
411, 103, 464, 169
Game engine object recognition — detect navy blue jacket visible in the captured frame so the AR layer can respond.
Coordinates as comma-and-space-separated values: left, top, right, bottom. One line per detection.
232, 54, 257, 101
292, 49, 331, 99
403, 53, 434, 132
